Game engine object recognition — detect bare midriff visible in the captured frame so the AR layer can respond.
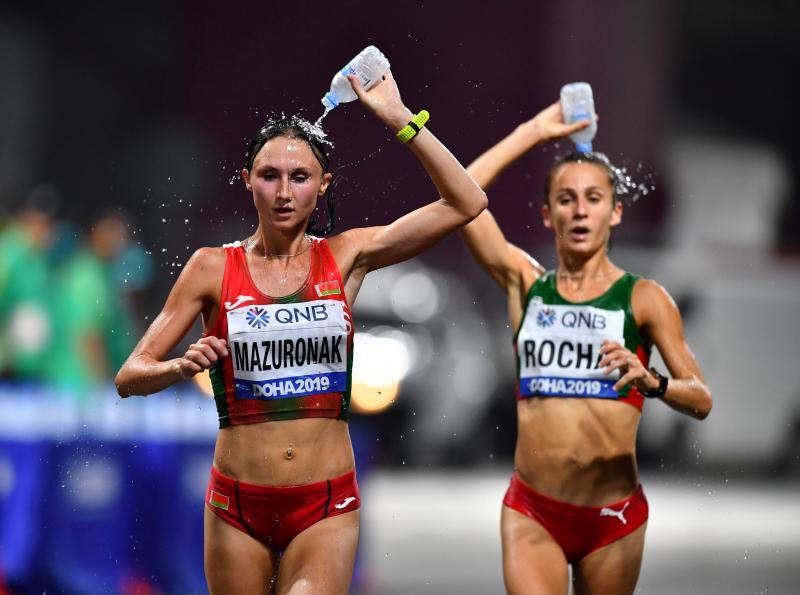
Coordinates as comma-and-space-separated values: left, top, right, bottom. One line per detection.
212, 417, 354, 487
514, 397, 641, 506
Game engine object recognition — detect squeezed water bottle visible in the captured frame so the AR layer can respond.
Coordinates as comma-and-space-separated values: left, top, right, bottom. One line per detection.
321, 46, 390, 112
560, 82, 597, 152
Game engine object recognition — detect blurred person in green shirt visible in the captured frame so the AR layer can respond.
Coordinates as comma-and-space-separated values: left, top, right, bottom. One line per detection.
45, 213, 139, 397
0, 200, 56, 381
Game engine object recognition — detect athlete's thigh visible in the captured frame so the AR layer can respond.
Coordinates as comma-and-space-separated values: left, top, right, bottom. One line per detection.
572, 521, 647, 595
501, 505, 570, 595
204, 506, 278, 595
275, 510, 360, 595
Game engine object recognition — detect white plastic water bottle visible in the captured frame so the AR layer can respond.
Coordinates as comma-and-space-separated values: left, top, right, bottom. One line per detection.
321, 46, 390, 111
560, 82, 597, 152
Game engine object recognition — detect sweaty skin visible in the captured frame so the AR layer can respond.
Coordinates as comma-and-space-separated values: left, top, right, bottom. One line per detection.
458, 100, 711, 594
462, 122, 711, 506
115, 70, 487, 594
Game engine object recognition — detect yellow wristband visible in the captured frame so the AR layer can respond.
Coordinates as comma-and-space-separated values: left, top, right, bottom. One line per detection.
396, 110, 430, 143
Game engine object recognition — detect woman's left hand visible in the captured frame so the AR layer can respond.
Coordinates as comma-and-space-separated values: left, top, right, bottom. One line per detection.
599, 340, 659, 393
347, 69, 413, 132
522, 101, 595, 145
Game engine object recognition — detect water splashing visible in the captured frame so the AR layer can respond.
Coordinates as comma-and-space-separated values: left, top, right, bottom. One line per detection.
555, 151, 657, 206
609, 161, 657, 205
250, 112, 334, 151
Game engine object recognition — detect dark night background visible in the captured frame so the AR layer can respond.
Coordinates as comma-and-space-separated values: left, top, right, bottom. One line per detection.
3, 0, 798, 259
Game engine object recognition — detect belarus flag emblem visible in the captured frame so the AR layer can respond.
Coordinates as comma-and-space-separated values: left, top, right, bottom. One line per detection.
209, 490, 230, 511
315, 280, 341, 297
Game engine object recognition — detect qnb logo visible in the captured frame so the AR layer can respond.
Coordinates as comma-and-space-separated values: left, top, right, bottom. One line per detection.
562, 310, 607, 330
246, 306, 270, 329
536, 307, 556, 328
273, 304, 329, 325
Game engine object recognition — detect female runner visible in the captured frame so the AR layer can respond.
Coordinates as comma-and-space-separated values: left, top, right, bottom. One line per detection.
115, 71, 487, 594
459, 101, 712, 594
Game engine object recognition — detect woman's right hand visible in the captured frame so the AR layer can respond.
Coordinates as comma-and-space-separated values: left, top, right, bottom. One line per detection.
520, 101, 595, 145
347, 70, 413, 132
178, 336, 228, 379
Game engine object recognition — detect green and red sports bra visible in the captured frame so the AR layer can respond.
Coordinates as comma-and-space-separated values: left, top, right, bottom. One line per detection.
206, 238, 354, 428
514, 271, 651, 411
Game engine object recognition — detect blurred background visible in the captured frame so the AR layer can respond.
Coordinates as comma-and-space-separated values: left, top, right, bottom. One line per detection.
1, 0, 799, 593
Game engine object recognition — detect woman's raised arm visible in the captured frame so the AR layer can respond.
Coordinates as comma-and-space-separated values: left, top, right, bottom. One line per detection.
458, 102, 590, 290
332, 70, 488, 274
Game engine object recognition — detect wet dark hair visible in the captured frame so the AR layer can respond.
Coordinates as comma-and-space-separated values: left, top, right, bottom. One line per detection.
244, 115, 335, 237
544, 151, 620, 204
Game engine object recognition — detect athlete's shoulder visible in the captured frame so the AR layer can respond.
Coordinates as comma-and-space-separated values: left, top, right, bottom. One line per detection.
159, 246, 226, 306
509, 244, 546, 293
325, 227, 381, 272
631, 276, 673, 303
631, 276, 680, 327
510, 245, 546, 276
189, 245, 226, 264
181, 246, 227, 283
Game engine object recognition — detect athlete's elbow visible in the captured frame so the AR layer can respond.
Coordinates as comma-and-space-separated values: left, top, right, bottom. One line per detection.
473, 190, 489, 218
114, 376, 128, 398
694, 387, 713, 420
114, 367, 132, 398
462, 189, 488, 221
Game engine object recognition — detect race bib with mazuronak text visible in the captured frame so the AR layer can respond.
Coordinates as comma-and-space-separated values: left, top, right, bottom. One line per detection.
227, 300, 349, 400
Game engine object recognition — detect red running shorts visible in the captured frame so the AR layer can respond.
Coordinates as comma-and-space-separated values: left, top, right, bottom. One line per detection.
206, 466, 360, 552
503, 472, 648, 563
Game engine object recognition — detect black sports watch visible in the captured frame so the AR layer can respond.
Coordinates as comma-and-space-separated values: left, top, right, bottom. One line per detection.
642, 367, 669, 398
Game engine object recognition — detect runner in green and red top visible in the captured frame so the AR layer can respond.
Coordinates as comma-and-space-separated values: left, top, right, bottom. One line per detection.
115, 69, 487, 595
458, 100, 712, 594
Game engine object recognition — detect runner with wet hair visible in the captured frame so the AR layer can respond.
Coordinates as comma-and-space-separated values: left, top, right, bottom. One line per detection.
115, 70, 487, 594
244, 115, 336, 237
458, 100, 712, 594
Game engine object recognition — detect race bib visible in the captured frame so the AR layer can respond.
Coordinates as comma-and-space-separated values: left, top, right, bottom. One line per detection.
227, 300, 349, 400
517, 300, 625, 398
